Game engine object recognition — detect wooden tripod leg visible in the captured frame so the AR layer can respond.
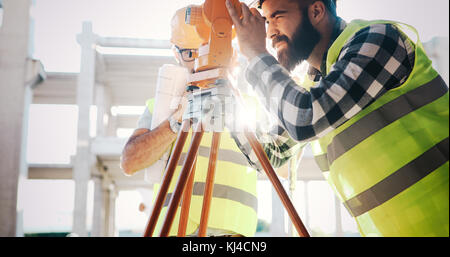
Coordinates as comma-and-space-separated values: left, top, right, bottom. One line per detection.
177, 157, 197, 236
159, 122, 204, 237
143, 120, 191, 237
244, 131, 310, 237
197, 132, 221, 237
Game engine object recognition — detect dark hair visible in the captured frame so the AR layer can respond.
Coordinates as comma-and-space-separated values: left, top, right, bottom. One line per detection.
258, 0, 337, 17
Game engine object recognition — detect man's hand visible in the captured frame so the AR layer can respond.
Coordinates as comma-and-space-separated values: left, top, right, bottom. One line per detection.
170, 92, 189, 122
226, 0, 268, 60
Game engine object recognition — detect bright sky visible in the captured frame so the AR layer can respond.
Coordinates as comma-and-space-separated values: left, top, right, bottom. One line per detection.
337, 0, 449, 42
31, 0, 449, 72
31, 0, 206, 72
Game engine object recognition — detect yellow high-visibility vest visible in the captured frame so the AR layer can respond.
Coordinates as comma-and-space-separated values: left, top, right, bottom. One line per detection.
308, 20, 449, 236
146, 99, 258, 237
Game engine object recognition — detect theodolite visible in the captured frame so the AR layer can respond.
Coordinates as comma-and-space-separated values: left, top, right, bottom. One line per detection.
143, 0, 309, 237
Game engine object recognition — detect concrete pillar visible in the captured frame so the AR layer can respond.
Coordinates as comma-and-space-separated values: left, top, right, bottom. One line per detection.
104, 185, 117, 237
303, 181, 310, 230
16, 59, 43, 237
91, 175, 104, 237
95, 83, 111, 138
92, 81, 111, 237
107, 111, 117, 137
91, 159, 116, 237
96, 83, 115, 138
72, 21, 97, 236
334, 195, 343, 237
15, 82, 33, 237
287, 160, 295, 237
0, 0, 31, 237
270, 183, 287, 237
95, 84, 104, 137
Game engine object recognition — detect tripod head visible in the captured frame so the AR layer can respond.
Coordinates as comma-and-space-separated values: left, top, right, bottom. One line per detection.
185, 0, 242, 72
172, 0, 245, 131
182, 0, 242, 88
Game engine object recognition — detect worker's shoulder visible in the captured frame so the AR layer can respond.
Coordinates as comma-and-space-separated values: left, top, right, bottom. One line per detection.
343, 22, 408, 52
350, 22, 405, 42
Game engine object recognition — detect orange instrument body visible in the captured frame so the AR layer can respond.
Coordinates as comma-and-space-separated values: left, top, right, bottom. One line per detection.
184, 0, 242, 88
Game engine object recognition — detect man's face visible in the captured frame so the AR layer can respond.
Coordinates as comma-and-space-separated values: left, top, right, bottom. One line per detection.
262, 0, 321, 71
172, 46, 196, 73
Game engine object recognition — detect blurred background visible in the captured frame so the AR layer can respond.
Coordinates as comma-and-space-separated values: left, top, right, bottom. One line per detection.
0, 0, 448, 237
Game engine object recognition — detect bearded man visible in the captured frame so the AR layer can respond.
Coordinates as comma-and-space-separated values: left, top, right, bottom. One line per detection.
226, 0, 449, 236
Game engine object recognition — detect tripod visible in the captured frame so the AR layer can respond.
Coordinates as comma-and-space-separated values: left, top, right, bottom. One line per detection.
143, 79, 310, 237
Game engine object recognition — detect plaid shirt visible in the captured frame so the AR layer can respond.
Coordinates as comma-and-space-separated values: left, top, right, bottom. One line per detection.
231, 18, 416, 170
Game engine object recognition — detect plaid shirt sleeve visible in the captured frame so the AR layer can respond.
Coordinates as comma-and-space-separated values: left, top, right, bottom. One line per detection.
232, 23, 415, 169
246, 23, 415, 140
230, 125, 306, 171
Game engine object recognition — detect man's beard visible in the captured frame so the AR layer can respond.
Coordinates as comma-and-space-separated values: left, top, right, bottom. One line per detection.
274, 8, 321, 71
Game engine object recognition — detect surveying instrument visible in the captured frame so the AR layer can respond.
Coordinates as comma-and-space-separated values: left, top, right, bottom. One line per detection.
143, 0, 310, 237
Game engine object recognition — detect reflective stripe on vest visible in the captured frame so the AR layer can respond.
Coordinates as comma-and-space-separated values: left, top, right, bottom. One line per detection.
317, 19, 449, 236
177, 146, 250, 167
154, 131, 258, 237
163, 182, 258, 213
343, 137, 449, 217
146, 98, 258, 237
327, 75, 449, 165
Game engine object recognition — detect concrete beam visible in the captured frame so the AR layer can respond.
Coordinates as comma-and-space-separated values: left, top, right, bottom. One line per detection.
32, 72, 78, 104
27, 164, 73, 179
115, 115, 140, 129
97, 37, 171, 49
90, 137, 127, 157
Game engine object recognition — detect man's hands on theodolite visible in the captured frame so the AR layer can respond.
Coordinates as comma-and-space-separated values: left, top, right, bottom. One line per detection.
171, 83, 247, 133
225, 0, 268, 60
170, 92, 189, 123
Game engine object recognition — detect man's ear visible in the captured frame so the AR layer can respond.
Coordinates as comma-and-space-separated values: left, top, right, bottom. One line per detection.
172, 47, 182, 64
308, 1, 326, 26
